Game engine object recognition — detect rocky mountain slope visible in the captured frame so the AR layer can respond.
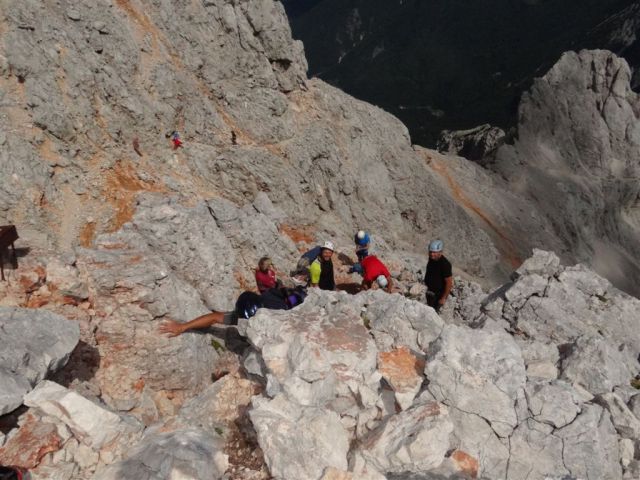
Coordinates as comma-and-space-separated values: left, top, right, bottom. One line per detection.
0, 0, 639, 479
284, 0, 640, 145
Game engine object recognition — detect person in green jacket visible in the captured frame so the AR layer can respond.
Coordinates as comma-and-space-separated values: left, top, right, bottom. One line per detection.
308, 241, 336, 291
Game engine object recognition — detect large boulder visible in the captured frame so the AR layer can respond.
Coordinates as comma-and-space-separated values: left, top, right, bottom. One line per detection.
356, 402, 453, 475
93, 429, 228, 480
249, 394, 350, 480
425, 324, 527, 437
23, 381, 142, 450
437, 124, 506, 163
0, 307, 79, 414
242, 289, 379, 408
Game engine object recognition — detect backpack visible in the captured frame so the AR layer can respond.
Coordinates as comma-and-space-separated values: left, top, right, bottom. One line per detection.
301, 245, 322, 262
261, 286, 308, 310
284, 285, 308, 308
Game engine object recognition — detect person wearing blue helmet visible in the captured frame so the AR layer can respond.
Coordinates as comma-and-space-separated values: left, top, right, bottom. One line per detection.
354, 230, 370, 253
424, 239, 453, 313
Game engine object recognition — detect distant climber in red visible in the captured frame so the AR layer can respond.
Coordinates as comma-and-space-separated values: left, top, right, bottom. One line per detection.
171, 131, 183, 149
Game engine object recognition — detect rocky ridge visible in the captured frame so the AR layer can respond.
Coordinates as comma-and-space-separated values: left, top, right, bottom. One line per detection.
2, 251, 638, 479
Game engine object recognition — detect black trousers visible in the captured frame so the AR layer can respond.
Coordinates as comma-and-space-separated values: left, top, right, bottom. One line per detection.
426, 291, 442, 313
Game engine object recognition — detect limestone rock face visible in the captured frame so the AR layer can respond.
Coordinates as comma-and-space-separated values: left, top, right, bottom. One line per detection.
483, 250, 640, 399
357, 402, 453, 474
24, 381, 142, 450
0, 307, 79, 414
495, 50, 640, 295
249, 394, 350, 480
0, 0, 503, 288
425, 324, 527, 437
93, 429, 228, 480
437, 124, 506, 163
1, 0, 640, 478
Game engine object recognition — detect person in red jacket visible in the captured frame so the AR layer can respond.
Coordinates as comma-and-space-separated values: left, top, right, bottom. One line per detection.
255, 256, 279, 293
359, 251, 393, 293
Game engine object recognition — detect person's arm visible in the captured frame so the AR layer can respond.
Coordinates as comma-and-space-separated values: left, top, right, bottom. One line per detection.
385, 276, 394, 293
361, 279, 372, 290
159, 311, 225, 337
439, 276, 453, 305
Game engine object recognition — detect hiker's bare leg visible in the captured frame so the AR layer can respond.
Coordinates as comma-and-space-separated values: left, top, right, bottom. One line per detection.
159, 311, 225, 337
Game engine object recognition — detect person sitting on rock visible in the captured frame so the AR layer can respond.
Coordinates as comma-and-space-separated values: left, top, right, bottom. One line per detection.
358, 250, 393, 293
308, 241, 336, 291
424, 239, 453, 313
255, 256, 280, 293
159, 286, 307, 337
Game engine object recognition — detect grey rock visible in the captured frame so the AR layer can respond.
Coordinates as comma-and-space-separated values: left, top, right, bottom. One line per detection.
556, 403, 622, 480
250, 394, 349, 480
357, 402, 453, 475
66, 9, 81, 21
24, 380, 142, 450
595, 392, 640, 439
507, 419, 568, 479
0, 307, 79, 414
628, 393, 640, 419
517, 339, 560, 380
425, 324, 526, 437
524, 379, 582, 428
361, 289, 444, 353
619, 438, 635, 468
75, 230, 228, 411
0, 368, 31, 417
560, 335, 634, 395
624, 460, 640, 480
437, 124, 506, 163
242, 289, 378, 408
446, 407, 509, 479
93, 429, 228, 480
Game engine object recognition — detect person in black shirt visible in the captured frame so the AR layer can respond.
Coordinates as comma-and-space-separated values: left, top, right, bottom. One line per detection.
424, 239, 453, 313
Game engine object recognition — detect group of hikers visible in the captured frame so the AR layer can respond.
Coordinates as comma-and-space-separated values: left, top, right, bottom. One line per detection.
159, 231, 453, 337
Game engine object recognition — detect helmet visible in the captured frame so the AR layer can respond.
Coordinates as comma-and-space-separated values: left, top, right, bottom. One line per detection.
428, 240, 443, 252
376, 275, 388, 288
322, 241, 335, 251
235, 292, 263, 319
354, 230, 370, 246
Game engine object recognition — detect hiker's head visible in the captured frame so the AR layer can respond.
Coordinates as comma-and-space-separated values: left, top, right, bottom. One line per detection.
376, 275, 388, 288
258, 256, 273, 272
321, 241, 334, 261
428, 239, 444, 260
354, 230, 370, 247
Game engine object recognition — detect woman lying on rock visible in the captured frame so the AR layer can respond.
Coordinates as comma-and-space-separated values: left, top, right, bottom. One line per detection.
158, 286, 307, 337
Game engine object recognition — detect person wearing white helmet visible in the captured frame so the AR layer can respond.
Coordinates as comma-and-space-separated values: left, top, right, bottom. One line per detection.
357, 249, 393, 293
308, 240, 336, 290
424, 239, 453, 313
